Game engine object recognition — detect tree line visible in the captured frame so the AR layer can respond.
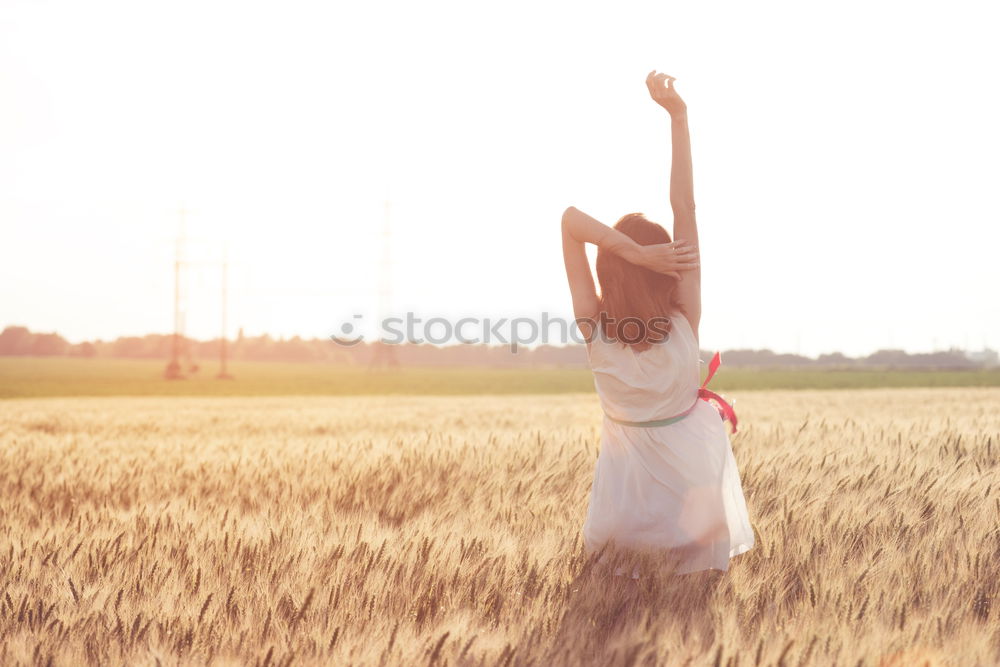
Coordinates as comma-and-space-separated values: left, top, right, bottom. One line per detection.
1, 325, 994, 369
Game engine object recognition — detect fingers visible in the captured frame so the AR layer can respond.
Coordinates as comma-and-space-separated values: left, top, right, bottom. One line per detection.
656, 259, 700, 276
671, 260, 700, 270
646, 71, 678, 96
645, 70, 658, 97
655, 73, 669, 95
652, 73, 667, 100
672, 255, 700, 268
647, 70, 669, 97
665, 241, 699, 255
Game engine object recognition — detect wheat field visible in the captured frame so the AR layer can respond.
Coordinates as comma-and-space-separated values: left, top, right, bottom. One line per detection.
1, 388, 999, 666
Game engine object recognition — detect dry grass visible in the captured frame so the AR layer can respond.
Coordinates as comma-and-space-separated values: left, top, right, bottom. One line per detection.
1, 388, 999, 665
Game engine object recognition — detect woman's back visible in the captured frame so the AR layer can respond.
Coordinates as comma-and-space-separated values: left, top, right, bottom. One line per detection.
587, 310, 701, 422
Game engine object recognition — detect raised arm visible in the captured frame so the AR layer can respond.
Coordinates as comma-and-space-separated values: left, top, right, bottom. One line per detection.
561, 206, 697, 339
647, 71, 702, 338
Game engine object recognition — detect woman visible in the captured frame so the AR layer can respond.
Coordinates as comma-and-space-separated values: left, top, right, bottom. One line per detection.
561, 71, 755, 578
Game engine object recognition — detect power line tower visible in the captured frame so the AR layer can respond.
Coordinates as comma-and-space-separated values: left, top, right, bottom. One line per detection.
369, 198, 399, 370
164, 207, 232, 380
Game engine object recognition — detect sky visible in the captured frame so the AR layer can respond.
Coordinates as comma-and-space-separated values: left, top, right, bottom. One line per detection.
2, 0, 998, 358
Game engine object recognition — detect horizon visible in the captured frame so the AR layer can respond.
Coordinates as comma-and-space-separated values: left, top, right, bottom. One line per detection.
2, 0, 998, 358
2, 321, 996, 360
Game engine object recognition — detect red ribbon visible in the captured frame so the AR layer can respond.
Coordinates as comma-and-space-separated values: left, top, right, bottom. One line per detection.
697, 351, 739, 434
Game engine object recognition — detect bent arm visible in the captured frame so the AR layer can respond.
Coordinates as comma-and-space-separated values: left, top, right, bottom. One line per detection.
561, 207, 644, 327
669, 112, 702, 337
563, 207, 645, 263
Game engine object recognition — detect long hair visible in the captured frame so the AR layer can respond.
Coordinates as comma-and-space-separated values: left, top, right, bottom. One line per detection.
595, 212, 683, 352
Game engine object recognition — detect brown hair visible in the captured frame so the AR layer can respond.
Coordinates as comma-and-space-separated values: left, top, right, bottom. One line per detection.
595, 212, 682, 351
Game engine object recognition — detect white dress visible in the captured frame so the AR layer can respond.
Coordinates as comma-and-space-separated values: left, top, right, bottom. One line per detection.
582, 311, 755, 575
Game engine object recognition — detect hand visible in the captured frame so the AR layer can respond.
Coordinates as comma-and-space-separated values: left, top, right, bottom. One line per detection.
645, 70, 687, 117
633, 241, 699, 281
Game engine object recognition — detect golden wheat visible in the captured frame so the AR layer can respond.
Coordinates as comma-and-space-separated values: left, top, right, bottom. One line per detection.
1, 388, 999, 665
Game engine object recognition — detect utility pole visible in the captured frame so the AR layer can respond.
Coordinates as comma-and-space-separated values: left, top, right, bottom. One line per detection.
218, 244, 234, 379
165, 208, 187, 379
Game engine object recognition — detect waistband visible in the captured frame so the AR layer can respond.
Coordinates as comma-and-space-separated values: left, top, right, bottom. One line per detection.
601, 351, 739, 433
604, 396, 700, 428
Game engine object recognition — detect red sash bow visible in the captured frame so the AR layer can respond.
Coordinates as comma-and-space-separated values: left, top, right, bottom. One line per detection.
698, 352, 739, 434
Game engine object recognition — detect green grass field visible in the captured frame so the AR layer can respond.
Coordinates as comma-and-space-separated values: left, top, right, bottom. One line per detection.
2, 357, 999, 398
